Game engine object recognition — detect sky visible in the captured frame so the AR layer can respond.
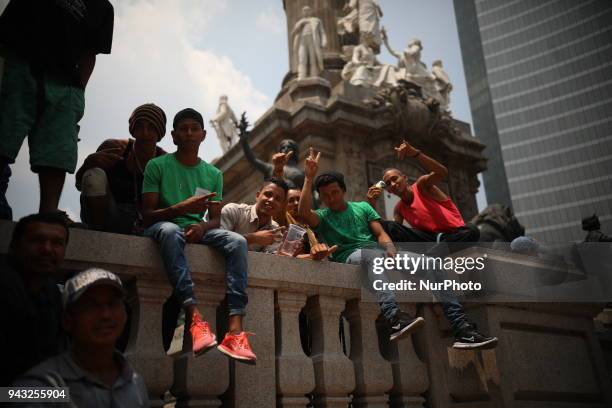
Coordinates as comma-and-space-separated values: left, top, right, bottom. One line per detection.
1, 0, 486, 221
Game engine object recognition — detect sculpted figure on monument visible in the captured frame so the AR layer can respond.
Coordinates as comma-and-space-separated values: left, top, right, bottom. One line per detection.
380, 28, 438, 98
291, 6, 328, 80
470, 204, 525, 242
210, 95, 239, 153
341, 42, 380, 87
238, 114, 304, 189
337, 0, 383, 51
432, 60, 453, 111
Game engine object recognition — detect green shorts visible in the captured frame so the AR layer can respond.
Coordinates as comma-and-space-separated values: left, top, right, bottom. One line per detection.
0, 53, 85, 173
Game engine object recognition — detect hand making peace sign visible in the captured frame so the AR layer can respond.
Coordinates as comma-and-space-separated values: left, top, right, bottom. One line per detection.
304, 147, 321, 179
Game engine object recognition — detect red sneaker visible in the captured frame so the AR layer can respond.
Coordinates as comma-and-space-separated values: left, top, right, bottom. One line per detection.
189, 314, 217, 356
217, 331, 257, 364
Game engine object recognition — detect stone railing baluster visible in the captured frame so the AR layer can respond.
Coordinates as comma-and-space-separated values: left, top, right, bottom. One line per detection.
344, 299, 394, 407
389, 304, 429, 408
276, 290, 316, 407
305, 295, 356, 407
173, 285, 229, 407
232, 287, 277, 407
128, 278, 174, 404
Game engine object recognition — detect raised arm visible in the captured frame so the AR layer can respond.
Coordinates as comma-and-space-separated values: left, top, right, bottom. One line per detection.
239, 133, 273, 177
366, 184, 383, 208
375, 2, 383, 18
395, 139, 448, 189
297, 147, 322, 228
381, 27, 401, 60
271, 151, 293, 179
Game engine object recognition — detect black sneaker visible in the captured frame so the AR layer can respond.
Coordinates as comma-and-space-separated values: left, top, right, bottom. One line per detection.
389, 311, 425, 342
453, 324, 498, 350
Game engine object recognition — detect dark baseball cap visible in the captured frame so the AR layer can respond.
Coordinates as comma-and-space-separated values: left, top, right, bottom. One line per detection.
173, 108, 204, 130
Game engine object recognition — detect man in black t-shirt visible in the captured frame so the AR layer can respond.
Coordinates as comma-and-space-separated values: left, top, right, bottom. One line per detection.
0, 0, 114, 219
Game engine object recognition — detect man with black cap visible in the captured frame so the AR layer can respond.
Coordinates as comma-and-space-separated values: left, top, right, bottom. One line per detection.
75, 103, 167, 234
141, 108, 257, 364
15, 268, 150, 407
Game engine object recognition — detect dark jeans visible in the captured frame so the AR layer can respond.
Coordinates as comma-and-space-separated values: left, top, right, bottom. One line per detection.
382, 220, 480, 244
346, 248, 468, 331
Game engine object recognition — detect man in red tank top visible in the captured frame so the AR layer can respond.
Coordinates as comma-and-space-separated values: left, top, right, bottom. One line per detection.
367, 140, 479, 244
367, 140, 498, 350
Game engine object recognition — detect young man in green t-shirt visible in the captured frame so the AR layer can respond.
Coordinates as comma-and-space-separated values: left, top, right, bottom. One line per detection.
297, 148, 425, 342
141, 108, 256, 364
298, 148, 497, 349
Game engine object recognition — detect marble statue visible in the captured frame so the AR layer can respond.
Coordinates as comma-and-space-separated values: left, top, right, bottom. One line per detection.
432, 60, 453, 110
341, 43, 380, 87
379, 28, 438, 98
209, 95, 239, 153
337, 0, 383, 50
238, 113, 305, 189
292, 6, 328, 80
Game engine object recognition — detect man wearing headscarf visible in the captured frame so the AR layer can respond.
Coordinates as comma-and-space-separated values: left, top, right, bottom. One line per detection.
75, 103, 167, 234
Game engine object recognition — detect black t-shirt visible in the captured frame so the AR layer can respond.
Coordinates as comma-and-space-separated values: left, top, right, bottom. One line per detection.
0, 0, 114, 85
0, 264, 67, 386
106, 140, 165, 205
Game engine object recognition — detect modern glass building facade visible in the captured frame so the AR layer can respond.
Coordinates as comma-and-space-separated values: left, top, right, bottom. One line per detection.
455, 0, 612, 242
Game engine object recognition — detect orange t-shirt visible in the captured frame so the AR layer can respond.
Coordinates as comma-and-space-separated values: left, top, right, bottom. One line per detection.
395, 183, 465, 233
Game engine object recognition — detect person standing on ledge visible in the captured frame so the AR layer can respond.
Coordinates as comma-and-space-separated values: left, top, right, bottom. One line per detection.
0, 0, 114, 219
367, 139, 479, 244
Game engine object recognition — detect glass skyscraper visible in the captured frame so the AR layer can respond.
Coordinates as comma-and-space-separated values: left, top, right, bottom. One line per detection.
455, 0, 612, 242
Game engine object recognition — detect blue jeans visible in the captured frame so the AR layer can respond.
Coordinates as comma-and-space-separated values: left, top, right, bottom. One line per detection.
145, 222, 249, 316
346, 249, 468, 331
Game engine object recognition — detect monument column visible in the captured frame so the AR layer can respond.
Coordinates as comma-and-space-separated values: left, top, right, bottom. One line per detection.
283, 0, 346, 74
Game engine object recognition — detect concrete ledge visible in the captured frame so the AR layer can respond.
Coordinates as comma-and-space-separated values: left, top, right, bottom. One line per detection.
0, 220, 361, 294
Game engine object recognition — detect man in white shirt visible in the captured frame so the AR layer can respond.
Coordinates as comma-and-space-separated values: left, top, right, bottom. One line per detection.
220, 178, 288, 253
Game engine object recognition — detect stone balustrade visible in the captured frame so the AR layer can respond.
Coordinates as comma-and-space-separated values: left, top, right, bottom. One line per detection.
1, 220, 611, 407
